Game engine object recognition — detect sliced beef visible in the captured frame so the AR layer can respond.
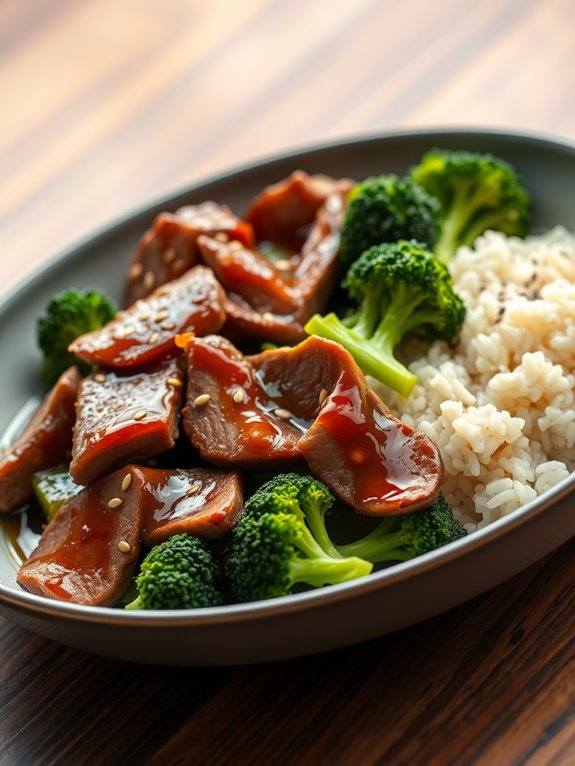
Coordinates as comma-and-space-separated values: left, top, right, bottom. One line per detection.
215, 299, 305, 345
244, 170, 353, 251
135, 466, 244, 546
124, 202, 254, 307
182, 335, 305, 469
197, 236, 304, 344
17, 465, 144, 605
0, 366, 80, 513
70, 266, 225, 370
198, 182, 347, 343
70, 360, 184, 486
198, 236, 296, 313
250, 336, 444, 515
198, 173, 352, 344
291, 189, 349, 319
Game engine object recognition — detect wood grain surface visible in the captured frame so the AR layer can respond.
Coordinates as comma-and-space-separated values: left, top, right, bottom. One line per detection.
1, 1, 575, 764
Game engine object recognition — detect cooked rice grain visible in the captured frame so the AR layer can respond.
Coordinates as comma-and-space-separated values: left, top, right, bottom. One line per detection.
377, 226, 575, 531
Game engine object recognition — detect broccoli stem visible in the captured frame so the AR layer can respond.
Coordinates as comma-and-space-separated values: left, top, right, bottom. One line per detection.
290, 519, 373, 585
125, 595, 143, 610
435, 181, 498, 262
336, 519, 412, 563
343, 288, 385, 338
435, 192, 470, 263
289, 555, 373, 587
300, 495, 340, 557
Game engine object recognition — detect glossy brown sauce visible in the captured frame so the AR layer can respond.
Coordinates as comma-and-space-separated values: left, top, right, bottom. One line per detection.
191, 339, 306, 455
0, 510, 40, 568
28, 497, 117, 600
142, 472, 219, 528
312, 370, 434, 509
71, 267, 225, 368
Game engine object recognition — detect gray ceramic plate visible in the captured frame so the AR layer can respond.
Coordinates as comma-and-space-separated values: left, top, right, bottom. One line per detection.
1, 129, 575, 666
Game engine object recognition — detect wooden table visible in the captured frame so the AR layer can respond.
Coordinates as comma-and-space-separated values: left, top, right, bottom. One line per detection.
2, 1, 575, 763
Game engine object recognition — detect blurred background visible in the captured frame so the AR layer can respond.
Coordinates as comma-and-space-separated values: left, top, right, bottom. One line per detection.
2, 0, 574, 289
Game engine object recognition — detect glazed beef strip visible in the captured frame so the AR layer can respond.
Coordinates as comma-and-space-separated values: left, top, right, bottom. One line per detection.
244, 170, 353, 251
70, 266, 226, 370
182, 335, 305, 469
197, 236, 305, 344
135, 466, 244, 546
251, 336, 443, 514
17, 465, 144, 605
198, 172, 353, 344
0, 366, 80, 513
70, 359, 184, 486
124, 202, 254, 307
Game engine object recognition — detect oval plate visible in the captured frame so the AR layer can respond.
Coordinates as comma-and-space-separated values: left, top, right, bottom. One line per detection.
1, 128, 575, 666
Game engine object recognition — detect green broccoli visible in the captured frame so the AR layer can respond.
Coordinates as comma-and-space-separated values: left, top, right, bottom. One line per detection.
125, 534, 223, 610
37, 288, 117, 383
224, 474, 372, 603
305, 240, 465, 397
32, 469, 82, 521
336, 495, 466, 562
244, 473, 339, 556
339, 174, 440, 265
410, 149, 530, 263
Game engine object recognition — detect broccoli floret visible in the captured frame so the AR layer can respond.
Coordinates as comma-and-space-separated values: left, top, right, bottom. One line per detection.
339, 174, 440, 265
125, 534, 223, 610
224, 474, 372, 603
410, 149, 530, 263
336, 495, 466, 562
245, 472, 339, 556
305, 240, 465, 397
37, 288, 117, 383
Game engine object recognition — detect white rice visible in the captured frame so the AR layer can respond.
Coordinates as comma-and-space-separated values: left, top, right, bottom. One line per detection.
374, 226, 575, 532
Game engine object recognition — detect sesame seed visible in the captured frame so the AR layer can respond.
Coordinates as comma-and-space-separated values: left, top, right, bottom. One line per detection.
154, 311, 168, 322
262, 312, 274, 322
274, 408, 293, 420
139, 310, 151, 321
133, 409, 148, 421
167, 377, 183, 387
94, 373, 106, 383
319, 388, 329, 405
232, 388, 245, 403
118, 540, 131, 553
144, 271, 155, 290
229, 240, 243, 251
108, 497, 122, 509
161, 321, 176, 331
173, 258, 185, 272
122, 325, 135, 336
275, 259, 292, 270
193, 393, 210, 407
215, 232, 229, 243
163, 248, 176, 264
148, 331, 159, 344
187, 484, 201, 495
129, 263, 143, 280
121, 473, 132, 491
